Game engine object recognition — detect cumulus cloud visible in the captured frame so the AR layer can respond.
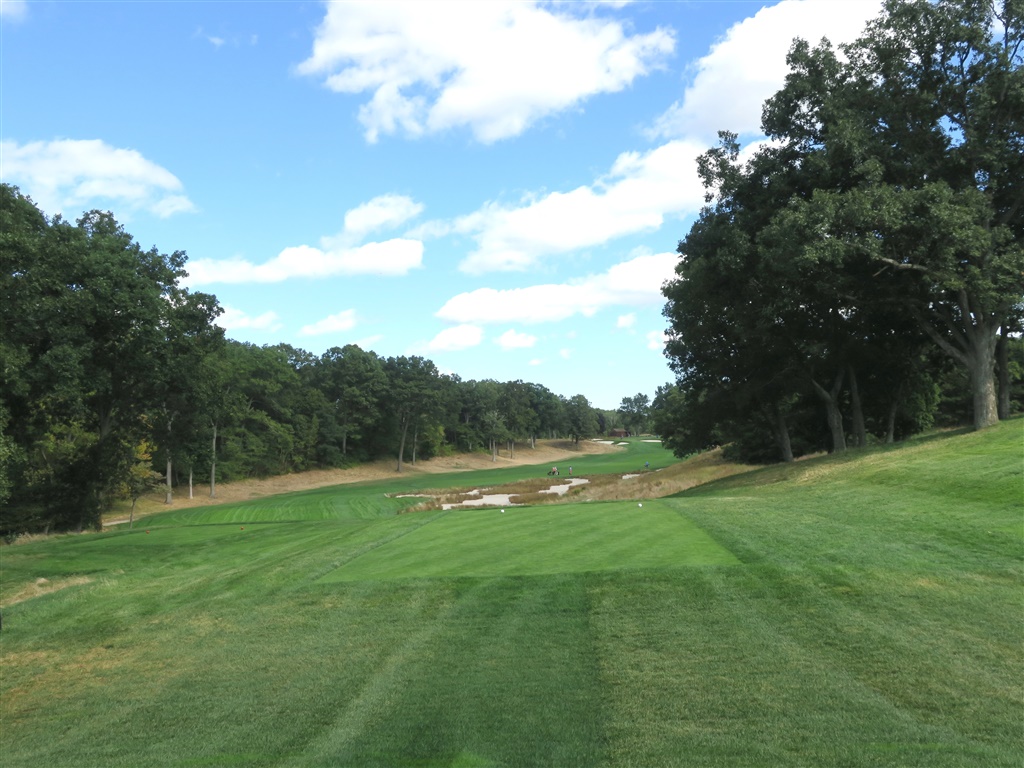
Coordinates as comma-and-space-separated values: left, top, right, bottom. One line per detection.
437, 251, 677, 325
300, 309, 358, 336
617, 313, 636, 329
342, 194, 424, 241
427, 324, 484, 352
1, 138, 196, 218
495, 329, 537, 350
217, 305, 282, 333
452, 140, 705, 273
297, 1, 674, 143
187, 194, 425, 284
647, 0, 882, 142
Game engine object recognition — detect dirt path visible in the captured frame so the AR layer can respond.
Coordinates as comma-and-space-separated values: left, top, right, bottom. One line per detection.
104, 440, 621, 526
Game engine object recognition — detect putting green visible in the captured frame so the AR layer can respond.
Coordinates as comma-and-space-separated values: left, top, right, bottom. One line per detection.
320, 500, 739, 582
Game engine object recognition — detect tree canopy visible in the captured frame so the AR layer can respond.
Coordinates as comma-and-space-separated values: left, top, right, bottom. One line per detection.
661, 0, 1023, 461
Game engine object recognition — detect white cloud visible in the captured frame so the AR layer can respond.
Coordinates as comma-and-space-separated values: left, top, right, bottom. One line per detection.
0, 0, 28, 21
529, 358, 543, 366
217, 305, 282, 333
617, 313, 636, 329
0, 138, 196, 218
188, 239, 423, 284
453, 139, 705, 273
300, 309, 358, 336
495, 329, 537, 350
648, 0, 882, 142
560, 348, 572, 359
646, 330, 668, 351
297, 1, 674, 143
342, 194, 424, 241
437, 251, 677, 325
427, 324, 484, 352
187, 194, 425, 284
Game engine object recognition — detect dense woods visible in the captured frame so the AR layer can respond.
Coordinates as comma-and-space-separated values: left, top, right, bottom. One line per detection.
0, 185, 611, 535
659, 0, 1023, 462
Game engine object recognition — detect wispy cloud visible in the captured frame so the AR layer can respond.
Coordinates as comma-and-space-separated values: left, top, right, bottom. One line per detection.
495, 329, 537, 350
188, 194, 425, 284
298, 1, 674, 143
647, 0, 882, 142
1, 138, 196, 218
447, 140, 705, 274
437, 252, 677, 325
427, 324, 484, 352
217, 305, 282, 333
299, 309, 358, 336
0, 0, 28, 21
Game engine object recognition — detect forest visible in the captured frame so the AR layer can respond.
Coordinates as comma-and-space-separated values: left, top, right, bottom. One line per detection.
658, 0, 1023, 463
1, 184, 620, 534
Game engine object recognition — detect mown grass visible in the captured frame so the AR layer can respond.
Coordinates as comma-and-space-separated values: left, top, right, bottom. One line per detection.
0, 427, 1020, 767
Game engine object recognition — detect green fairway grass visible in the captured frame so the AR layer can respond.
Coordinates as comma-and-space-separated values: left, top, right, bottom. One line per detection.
1, 426, 1020, 767
320, 501, 739, 582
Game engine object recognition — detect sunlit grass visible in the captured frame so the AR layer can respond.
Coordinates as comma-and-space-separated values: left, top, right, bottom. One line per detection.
1, 425, 1020, 767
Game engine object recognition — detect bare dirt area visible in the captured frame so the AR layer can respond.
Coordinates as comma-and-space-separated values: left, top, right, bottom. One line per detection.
104, 439, 621, 526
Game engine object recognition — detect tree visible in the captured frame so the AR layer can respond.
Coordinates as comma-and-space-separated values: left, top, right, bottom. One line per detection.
761, 0, 1024, 429
313, 345, 386, 460
563, 394, 598, 446
383, 356, 442, 472
618, 393, 651, 435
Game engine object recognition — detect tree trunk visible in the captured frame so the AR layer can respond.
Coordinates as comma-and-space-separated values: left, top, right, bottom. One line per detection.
997, 326, 1011, 420
916, 293, 999, 430
811, 369, 847, 453
165, 455, 173, 504
848, 365, 867, 448
884, 399, 898, 444
968, 341, 999, 429
491, 438, 497, 462
188, 466, 194, 499
772, 404, 794, 462
210, 423, 217, 499
341, 428, 348, 457
129, 499, 136, 529
396, 417, 410, 472
411, 425, 418, 466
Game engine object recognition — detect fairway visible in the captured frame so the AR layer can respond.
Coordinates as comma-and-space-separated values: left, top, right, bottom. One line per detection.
320, 501, 740, 582
1, 429, 1020, 767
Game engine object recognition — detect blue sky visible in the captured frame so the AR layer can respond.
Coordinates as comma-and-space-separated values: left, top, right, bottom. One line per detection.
1, 0, 882, 409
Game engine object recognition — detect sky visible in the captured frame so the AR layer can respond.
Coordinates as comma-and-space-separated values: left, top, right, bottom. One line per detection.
1, 0, 883, 409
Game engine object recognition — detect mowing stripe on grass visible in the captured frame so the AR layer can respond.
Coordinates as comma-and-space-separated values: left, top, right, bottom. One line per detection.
320, 501, 739, 583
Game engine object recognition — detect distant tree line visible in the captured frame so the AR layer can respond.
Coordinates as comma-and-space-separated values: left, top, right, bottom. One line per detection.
658, 0, 1023, 463
0, 184, 606, 535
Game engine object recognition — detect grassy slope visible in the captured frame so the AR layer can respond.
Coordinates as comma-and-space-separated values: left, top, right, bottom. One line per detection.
0, 428, 1020, 767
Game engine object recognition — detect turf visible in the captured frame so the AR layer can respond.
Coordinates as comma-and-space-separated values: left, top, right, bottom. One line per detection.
0, 428, 1020, 767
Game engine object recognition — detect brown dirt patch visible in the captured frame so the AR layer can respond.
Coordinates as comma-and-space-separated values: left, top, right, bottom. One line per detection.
2, 576, 93, 609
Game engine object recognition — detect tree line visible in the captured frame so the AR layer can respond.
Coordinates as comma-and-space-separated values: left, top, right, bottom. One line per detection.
657, 0, 1023, 463
0, 184, 611, 535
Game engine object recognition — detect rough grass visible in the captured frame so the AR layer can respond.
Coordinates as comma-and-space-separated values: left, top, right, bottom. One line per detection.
1, 426, 1020, 767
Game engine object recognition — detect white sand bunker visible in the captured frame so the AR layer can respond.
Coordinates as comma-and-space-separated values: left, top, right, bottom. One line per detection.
592, 440, 615, 444
616, 441, 629, 445
621, 473, 641, 480
539, 478, 590, 495
642, 439, 662, 443
443, 494, 518, 510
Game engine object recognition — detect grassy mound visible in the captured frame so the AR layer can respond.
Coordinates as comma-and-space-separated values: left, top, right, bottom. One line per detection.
1, 426, 1019, 767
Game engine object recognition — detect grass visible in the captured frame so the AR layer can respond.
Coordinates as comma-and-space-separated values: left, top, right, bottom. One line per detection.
0, 428, 1020, 767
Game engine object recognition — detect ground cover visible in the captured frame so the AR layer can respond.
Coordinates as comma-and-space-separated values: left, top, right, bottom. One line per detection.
1, 426, 1019, 767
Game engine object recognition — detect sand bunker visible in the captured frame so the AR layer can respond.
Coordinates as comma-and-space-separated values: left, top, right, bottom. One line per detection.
442, 494, 519, 510
539, 478, 590, 495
